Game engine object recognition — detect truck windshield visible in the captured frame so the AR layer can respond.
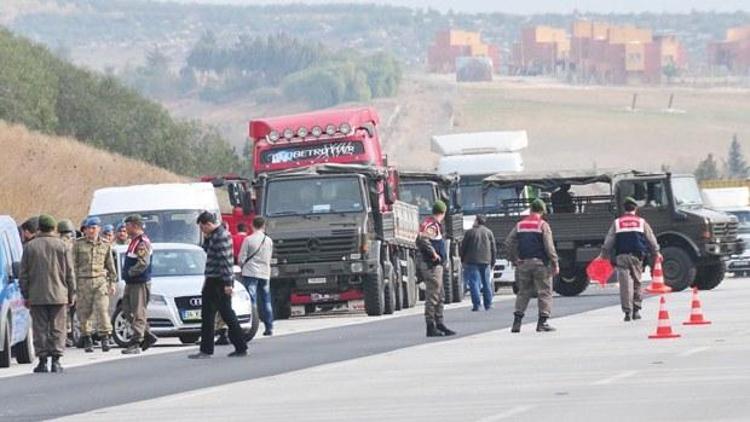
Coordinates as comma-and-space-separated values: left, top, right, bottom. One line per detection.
120, 249, 205, 277
400, 183, 435, 215
671, 177, 704, 208
461, 183, 517, 215
265, 177, 365, 216
95, 210, 202, 244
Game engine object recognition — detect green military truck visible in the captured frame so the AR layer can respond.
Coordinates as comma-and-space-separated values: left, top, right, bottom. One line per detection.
259, 164, 420, 318
482, 170, 743, 296
399, 171, 464, 303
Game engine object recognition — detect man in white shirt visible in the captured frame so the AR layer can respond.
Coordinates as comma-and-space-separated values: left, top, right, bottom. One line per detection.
238, 217, 274, 336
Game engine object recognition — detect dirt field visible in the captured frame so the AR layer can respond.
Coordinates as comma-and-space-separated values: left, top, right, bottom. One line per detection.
0, 121, 185, 223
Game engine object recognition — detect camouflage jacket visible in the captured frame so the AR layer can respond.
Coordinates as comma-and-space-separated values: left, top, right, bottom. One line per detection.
73, 237, 118, 284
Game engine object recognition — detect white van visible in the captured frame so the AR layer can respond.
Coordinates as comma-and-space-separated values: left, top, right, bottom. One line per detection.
88, 183, 221, 245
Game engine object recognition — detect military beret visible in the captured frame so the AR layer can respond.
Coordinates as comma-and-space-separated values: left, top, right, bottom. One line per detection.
84, 216, 102, 228
102, 224, 114, 234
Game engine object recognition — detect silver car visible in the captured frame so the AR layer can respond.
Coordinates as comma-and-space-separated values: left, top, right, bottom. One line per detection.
109, 243, 258, 346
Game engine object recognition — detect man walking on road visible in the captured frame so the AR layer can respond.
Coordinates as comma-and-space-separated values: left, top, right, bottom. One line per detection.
19, 214, 76, 373
504, 199, 559, 333
461, 215, 497, 311
121, 214, 158, 355
74, 217, 118, 353
417, 200, 456, 337
239, 217, 274, 336
600, 197, 661, 321
189, 212, 248, 359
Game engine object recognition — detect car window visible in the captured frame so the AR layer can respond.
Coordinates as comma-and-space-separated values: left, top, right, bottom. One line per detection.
0, 233, 12, 284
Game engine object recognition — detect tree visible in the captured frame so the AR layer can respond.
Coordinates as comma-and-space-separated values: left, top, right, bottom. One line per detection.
694, 153, 720, 181
726, 134, 748, 179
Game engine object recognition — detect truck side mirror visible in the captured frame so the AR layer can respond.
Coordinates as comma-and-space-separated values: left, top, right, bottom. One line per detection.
227, 184, 242, 207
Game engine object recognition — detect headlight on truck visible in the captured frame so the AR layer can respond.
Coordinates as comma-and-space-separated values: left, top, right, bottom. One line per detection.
351, 262, 364, 273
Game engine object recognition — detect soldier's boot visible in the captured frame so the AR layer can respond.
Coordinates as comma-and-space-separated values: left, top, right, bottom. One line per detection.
50, 356, 63, 373
436, 322, 456, 336
83, 336, 94, 353
536, 316, 556, 332
141, 332, 158, 351
100, 335, 111, 352
632, 309, 642, 320
624, 312, 632, 322
215, 329, 230, 345
511, 312, 524, 333
426, 321, 445, 337
33, 357, 49, 373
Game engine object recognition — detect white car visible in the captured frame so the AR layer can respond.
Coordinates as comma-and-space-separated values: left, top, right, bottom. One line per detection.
109, 243, 258, 346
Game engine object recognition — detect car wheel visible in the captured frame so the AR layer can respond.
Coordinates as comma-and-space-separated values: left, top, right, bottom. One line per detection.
243, 303, 260, 342
178, 334, 200, 344
14, 322, 33, 364
111, 306, 133, 348
0, 319, 11, 368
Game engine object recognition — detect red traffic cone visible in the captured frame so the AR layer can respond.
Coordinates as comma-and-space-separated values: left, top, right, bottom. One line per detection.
649, 295, 681, 339
646, 259, 672, 294
683, 287, 711, 325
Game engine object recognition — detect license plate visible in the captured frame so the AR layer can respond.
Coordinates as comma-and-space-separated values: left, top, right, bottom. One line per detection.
182, 309, 202, 321
311, 293, 340, 302
308, 277, 327, 284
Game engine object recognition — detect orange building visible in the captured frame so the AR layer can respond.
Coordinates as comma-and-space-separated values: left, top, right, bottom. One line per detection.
511, 25, 570, 74
708, 26, 750, 75
428, 29, 500, 73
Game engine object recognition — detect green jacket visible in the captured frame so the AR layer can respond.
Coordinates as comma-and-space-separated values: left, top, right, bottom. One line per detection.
19, 233, 76, 305
73, 237, 117, 284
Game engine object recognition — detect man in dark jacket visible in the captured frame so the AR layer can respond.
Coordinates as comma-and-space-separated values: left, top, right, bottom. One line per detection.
20, 214, 76, 373
461, 215, 497, 311
189, 212, 248, 359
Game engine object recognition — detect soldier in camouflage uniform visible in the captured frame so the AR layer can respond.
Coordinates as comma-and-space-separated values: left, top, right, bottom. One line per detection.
57, 219, 78, 348
114, 223, 130, 246
73, 217, 118, 352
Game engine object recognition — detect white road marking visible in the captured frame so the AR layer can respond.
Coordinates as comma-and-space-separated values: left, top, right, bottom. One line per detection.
475, 405, 535, 422
678, 346, 711, 357
591, 370, 638, 385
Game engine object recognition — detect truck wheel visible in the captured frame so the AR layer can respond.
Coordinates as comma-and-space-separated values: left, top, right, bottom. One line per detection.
384, 268, 397, 315
364, 266, 385, 316
14, 322, 33, 364
553, 266, 589, 297
451, 258, 463, 303
442, 261, 454, 305
661, 246, 695, 292
272, 285, 292, 320
393, 262, 403, 312
111, 306, 133, 348
693, 261, 725, 291
403, 256, 417, 309
0, 319, 10, 368
178, 334, 200, 344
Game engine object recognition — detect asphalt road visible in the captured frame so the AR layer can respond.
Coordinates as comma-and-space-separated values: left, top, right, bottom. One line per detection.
0, 291, 621, 421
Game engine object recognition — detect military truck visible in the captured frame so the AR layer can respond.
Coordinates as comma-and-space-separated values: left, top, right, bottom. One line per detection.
482, 170, 743, 296
399, 171, 464, 303
259, 164, 419, 318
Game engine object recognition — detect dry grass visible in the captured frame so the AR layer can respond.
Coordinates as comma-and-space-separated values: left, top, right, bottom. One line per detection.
0, 121, 185, 224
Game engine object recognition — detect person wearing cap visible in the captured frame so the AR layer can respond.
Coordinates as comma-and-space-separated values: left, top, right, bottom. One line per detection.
599, 196, 661, 322
19, 214, 76, 373
73, 217, 118, 353
101, 224, 115, 244
121, 214, 158, 354
460, 215, 497, 311
416, 200, 456, 337
114, 223, 130, 246
504, 199, 559, 333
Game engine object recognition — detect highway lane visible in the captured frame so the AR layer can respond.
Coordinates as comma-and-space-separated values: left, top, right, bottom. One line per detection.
0, 290, 621, 421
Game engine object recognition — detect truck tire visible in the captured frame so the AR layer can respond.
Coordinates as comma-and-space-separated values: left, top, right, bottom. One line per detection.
393, 260, 403, 312
404, 256, 418, 308
272, 285, 292, 320
364, 266, 385, 316
384, 268, 397, 315
693, 261, 725, 291
14, 322, 33, 364
451, 258, 463, 303
0, 319, 10, 368
553, 266, 589, 297
661, 246, 695, 292
442, 261, 454, 305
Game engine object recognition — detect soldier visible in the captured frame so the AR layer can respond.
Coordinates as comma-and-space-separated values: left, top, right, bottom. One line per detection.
101, 224, 115, 244
73, 217, 118, 352
19, 217, 39, 244
599, 197, 661, 321
19, 214, 76, 373
417, 200, 456, 337
121, 214, 158, 354
504, 199, 559, 333
57, 219, 77, 348
114, 223, 130, 246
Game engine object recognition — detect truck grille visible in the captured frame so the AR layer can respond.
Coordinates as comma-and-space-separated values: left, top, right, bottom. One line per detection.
713, 222, 739, 240
275, 229, 358, 263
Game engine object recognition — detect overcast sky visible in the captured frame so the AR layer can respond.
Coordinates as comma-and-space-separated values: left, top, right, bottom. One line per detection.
164, 0, 750, 14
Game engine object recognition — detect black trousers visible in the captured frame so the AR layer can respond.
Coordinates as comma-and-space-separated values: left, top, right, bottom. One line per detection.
200, 278, 247, 355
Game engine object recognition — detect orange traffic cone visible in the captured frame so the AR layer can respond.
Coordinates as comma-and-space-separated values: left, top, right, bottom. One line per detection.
646, 259, 672, 294
683, 287, 711, 325
648, 295, 681, 339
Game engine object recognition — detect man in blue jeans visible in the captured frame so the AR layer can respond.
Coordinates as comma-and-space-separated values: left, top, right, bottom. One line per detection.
461, 215, 497, 311
238, 217, 274, 336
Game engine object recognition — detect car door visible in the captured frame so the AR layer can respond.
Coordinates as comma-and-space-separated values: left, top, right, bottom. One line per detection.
1, 232, 28, 346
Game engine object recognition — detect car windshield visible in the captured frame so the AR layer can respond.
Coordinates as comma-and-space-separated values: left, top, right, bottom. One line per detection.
728, 211, 750, 234
95, 210, 202, 244
400, 183, 436, 215
265, 177, 365, 216
671, 177, 703, 208
460, 183, 518, 215
120, 249, 205, 277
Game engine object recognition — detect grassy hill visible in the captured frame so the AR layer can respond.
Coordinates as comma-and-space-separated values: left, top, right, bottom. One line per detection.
0, 121, 184, 223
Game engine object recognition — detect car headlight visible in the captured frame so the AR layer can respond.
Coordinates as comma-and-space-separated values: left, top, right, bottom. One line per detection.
233, 288, 251, 302
351, 262, 364, 273
149, 294, 167, 305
